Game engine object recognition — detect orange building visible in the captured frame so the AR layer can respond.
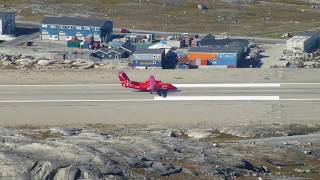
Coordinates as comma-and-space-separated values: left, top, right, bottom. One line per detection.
187, 47, 217, 65
187, 47, 241, 67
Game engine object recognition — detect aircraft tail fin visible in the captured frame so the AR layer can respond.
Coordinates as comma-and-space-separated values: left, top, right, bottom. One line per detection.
147, 75, 156, 91
118, 71, 130, 86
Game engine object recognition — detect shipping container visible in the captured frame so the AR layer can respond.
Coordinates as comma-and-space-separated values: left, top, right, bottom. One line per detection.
67, 40, 81, 48
190, 59, 207, 65
71, 36, 77, 41
91, 42, 100, 49
81, 43, 91, 49
132, 43, 153, 49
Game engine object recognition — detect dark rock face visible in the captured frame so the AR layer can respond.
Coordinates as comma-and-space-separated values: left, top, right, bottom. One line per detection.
236, 160, 269, 173
145, 162, 182, 176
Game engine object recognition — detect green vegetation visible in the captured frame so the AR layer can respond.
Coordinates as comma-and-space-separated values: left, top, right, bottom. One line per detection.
0, 0, 23, 4
4, 0, 320, 38
285, 124, 320, 136
46, 0, 130, 5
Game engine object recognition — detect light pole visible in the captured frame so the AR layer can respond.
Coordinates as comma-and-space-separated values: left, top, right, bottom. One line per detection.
8, 23, 10, 35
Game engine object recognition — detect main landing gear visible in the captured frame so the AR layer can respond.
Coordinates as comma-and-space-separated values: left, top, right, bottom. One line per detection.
157, 89, 168, 98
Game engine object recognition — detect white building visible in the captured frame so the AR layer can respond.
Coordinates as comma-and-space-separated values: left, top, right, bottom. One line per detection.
286, 31, 320, 53
0, 12, 15, 35
148, 42, 172, 54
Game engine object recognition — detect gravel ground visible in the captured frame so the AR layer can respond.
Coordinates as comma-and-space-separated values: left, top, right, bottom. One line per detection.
260, 44, 287, 68
0, 68, 320, 85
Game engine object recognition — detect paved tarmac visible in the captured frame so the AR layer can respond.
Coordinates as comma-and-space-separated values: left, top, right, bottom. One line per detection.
0, 83, 320, 127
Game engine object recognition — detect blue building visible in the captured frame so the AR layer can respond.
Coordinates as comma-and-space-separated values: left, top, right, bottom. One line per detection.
40, 16, 112, 42
0, 12, 15, 35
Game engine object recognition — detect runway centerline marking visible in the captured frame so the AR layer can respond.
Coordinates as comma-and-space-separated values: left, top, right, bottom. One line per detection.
173, 83, 280, 88
280, 99, 320, 101
0, 99, 154, 103
154, 96, 280, 101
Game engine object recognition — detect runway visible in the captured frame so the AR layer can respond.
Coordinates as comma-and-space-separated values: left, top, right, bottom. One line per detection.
0, 83, 320, 127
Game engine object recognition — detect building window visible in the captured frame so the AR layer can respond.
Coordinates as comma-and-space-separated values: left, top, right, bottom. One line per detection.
42, 24, 48, 28
76, 32, 83, 37
59, 31, 66, 36
67, 26, 74, 29
50, 25, 57, 28
84, 27, 90, 30
76, 26, 82, 30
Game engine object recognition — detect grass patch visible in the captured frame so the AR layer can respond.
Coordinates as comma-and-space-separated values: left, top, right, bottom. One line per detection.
285, 124, 320, 136
0, 0, 23, 4
19, 14, 44, 22
208, 132, 247, 143
20, 130, 63, 140
46, 0, 130, 5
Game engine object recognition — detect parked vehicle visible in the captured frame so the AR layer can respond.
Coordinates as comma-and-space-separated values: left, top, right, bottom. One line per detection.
120, 29, 131, 33
176, 63, 189, 69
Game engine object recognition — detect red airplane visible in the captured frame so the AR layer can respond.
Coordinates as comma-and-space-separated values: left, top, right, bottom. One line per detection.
118, 71, 177, 97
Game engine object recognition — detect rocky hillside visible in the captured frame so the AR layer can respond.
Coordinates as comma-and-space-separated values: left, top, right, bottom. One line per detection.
0, 124, 319, 179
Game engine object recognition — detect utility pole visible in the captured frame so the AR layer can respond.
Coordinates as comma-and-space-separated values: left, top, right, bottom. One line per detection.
8, 23, 11, 35
229, 21, 231, 37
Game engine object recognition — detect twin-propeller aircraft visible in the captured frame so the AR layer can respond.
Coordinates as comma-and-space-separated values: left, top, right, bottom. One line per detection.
118, 71, 177, 97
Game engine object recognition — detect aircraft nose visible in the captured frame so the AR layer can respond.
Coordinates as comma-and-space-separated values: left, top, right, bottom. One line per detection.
169, 84, 177, 90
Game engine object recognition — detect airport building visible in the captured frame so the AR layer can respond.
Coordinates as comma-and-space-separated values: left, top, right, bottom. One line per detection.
188, 38, 248, 68
286, 31, 320, 53
131, 49, 165, 68
187, 47, 239, 67
0, 12, 15, 35
40, 16, 113, 42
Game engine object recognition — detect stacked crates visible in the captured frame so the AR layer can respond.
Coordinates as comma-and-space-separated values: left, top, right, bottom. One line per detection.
67, 36, 102, 49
